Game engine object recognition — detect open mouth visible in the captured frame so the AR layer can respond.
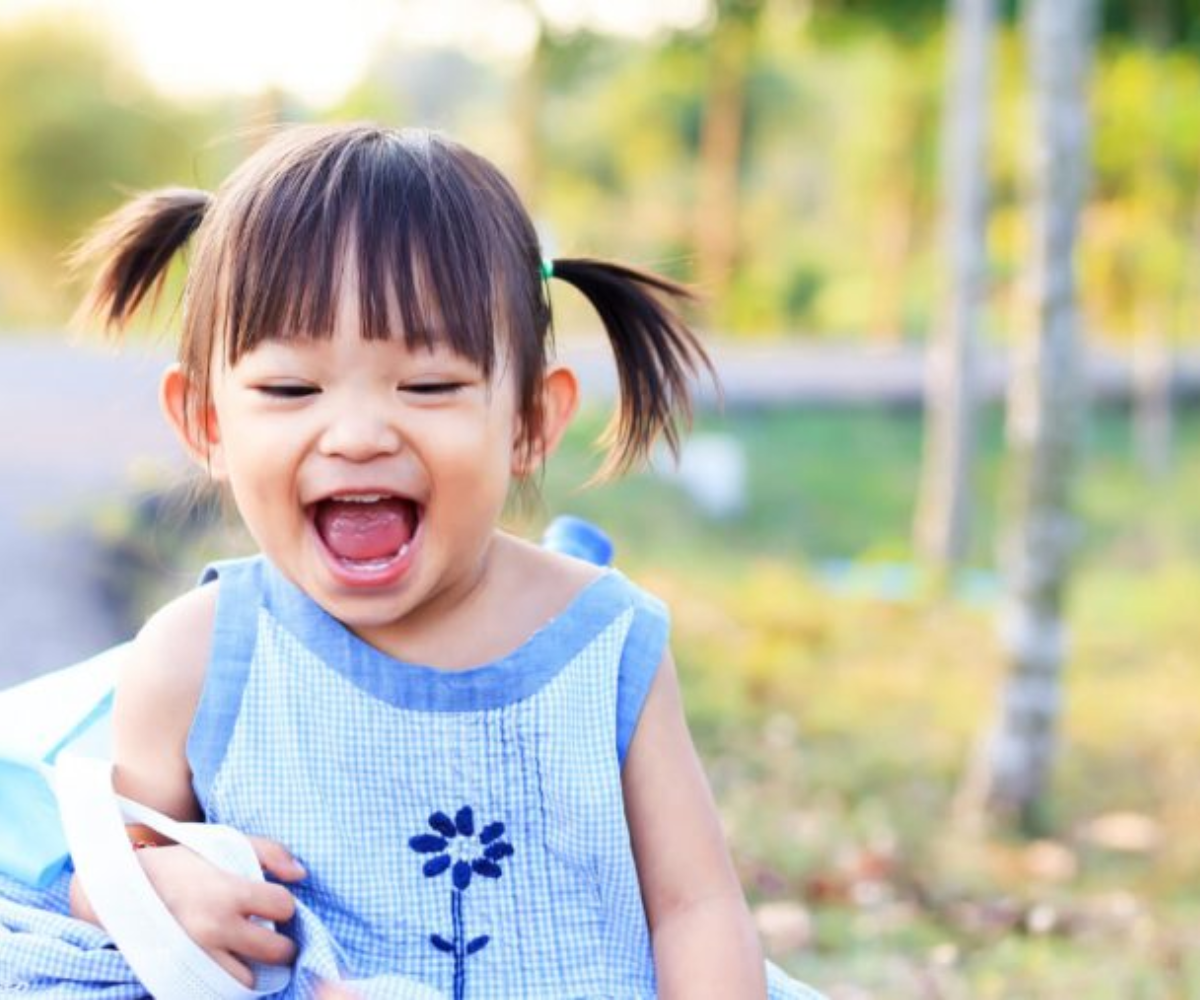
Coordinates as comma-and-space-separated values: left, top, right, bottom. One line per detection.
311, 493, 422, 583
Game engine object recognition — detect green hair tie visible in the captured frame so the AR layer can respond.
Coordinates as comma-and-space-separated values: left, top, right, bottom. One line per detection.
540, 258, 554, 281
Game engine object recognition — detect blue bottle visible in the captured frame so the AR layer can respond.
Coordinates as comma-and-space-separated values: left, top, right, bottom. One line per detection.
541, 516, 614, 568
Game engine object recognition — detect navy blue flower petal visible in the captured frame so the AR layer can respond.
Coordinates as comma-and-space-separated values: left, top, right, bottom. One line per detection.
454, 806, 475, 837
429, 812, 457, 838
423, 855, 452, 878
452, 859, 473, 891
472, 858, 502, 879
410, 834, 448, 854
484, 841, 514, 861
479, 821, 505, 845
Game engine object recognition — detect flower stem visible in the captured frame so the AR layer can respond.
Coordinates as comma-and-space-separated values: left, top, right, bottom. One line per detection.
452, 890, 465, 1000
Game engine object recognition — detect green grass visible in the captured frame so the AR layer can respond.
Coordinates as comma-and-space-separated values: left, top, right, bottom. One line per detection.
523, 401, 1200, 572
518, 403, 1200, 997
117, 402, 1200, 999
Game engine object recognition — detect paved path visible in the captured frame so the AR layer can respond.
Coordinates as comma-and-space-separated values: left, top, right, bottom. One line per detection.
0, 336, 179, 688
2, 333, 1197, 690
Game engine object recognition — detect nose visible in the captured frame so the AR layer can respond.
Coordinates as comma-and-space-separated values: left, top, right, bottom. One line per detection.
318, 404, 403, 462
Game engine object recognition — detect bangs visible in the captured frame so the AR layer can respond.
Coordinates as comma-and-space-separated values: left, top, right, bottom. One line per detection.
208, 127, 534, 376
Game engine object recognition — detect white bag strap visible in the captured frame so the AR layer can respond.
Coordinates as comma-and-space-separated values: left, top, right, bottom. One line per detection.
53, 753, 292, 1000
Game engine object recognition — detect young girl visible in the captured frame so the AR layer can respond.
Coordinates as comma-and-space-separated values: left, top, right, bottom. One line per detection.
36, 124, 822, 999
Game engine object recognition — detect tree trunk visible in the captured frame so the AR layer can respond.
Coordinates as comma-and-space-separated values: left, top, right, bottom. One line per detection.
1133, 0, 1173, 48
1133, 312, 1174, 481
1130, 17, 1177, 481
963, 0, 1096, 834
868, 101, 921, 344
914, 0, 997, 576
512, 20, 548, 211
695, 7, 758, 308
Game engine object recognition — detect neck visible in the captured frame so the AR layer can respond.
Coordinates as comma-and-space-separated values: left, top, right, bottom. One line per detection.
352, 532, 506, 669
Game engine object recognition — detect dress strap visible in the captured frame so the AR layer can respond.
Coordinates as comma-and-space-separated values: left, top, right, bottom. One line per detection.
186, 557, 265, 812
615, 582, 670, 767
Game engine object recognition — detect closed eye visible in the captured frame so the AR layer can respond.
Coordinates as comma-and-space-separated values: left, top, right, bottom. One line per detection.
256, 384, 319, 399
403, 383, 467, 396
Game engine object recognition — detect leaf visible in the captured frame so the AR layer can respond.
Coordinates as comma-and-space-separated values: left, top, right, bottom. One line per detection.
430, 934, 454, 953
466, 935, 490, 955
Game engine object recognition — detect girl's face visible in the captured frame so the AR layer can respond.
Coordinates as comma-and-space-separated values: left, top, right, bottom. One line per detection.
181, 288, 530, 652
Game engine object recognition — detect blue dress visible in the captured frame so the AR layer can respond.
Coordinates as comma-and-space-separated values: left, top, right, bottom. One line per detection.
0, 555, 824, 999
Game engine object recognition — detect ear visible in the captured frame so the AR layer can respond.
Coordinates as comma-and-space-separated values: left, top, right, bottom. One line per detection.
512, 365, 579, 476
159, 363, 227, 480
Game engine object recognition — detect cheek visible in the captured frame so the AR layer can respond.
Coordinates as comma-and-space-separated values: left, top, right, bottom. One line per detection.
429, 416, 517, 512
213, 414, 292, 501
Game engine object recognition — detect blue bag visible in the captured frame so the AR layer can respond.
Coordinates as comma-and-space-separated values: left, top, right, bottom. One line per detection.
0, 644, 122, 887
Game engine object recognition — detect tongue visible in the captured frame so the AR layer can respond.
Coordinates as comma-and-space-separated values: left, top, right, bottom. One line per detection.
315, 499, 415, 561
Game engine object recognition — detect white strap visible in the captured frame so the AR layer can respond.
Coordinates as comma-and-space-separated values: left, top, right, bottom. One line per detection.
53, 753, 292, 1000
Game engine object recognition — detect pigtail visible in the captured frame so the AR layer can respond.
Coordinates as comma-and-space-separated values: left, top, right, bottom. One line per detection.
69, 187, 212, 334
550, 258, 717, 479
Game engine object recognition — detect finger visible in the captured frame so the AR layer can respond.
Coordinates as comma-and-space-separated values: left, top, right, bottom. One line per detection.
211, 949, 255, 989
239, 880, 297, 923
245, 835, 307, 882
317, 984, 361, 1000
229, 921, 297, 967
68, 876, 98, 926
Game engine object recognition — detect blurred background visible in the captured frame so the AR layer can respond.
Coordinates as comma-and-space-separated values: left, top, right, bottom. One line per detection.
1, 0, 1198, 996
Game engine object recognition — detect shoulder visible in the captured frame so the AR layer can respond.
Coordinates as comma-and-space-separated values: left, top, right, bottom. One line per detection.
496, 530, 665, 614
127, 579, 220, 697
111, 581, 219, 817
491, 531, 607, 618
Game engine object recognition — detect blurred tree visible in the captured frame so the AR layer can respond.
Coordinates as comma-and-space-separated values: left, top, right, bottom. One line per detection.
1099, 0, 1200, 45
811, 0, 1200, 45
914, 0, 997, 576
695, 0, 766, 312
807, 0, 952, 37
0, 19, 216, 325
963, 0, 1097, 834
1129, 11, 1177, 480
4, 2, 1199, 342
860, 35, 937, 342
512, 2, 551, 211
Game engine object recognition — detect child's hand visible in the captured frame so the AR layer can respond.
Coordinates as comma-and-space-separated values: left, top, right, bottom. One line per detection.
143, 835, 303, 986
72, 834, 303, 988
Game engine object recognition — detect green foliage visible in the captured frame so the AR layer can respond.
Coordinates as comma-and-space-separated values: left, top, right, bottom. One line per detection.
0, 18, 226, 324
1099, 0, 1200, 47
3, 7, 1200, 342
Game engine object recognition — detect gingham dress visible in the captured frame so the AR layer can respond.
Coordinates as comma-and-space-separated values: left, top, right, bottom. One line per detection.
0, 555, 824, 999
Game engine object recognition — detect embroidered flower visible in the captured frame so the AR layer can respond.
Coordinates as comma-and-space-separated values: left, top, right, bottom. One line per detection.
409, 806, 515, 1000
409, 806, 514, 892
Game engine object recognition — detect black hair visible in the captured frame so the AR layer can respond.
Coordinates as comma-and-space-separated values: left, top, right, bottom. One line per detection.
73, 124, 714, 477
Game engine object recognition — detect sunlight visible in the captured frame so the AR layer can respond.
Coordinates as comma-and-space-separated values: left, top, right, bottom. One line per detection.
1, 0, 711, 106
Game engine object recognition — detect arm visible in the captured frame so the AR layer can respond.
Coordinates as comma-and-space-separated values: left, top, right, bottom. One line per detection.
110, 583, 216, 820
69, 583, 302, 986
622, 649, 767, 999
